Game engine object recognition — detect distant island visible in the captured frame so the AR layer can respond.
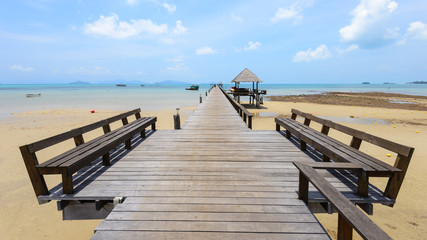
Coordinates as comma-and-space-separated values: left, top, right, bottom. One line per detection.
69, 81, 90, 85
361, 82, 370, 84
383, 82, 395, 84
407, 81, 427, 84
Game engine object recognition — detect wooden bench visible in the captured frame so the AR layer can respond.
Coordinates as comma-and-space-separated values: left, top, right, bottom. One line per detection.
20, 109, 156, 198
275, 109, 414, 201
294, 162, 392, 240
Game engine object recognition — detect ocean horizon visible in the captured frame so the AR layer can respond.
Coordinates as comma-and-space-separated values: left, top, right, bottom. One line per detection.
1, 83, 427, 120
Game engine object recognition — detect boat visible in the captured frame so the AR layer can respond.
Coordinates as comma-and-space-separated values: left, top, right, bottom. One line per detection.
186, 85, 199, 90
116, 84, 127, 87
26, 93, 41, 98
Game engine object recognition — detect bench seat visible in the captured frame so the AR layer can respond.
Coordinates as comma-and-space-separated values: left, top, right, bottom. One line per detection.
275, 109, 414, 201
36, 117, 156, 194
20, 109, 157, 200
276, 118, 400, 176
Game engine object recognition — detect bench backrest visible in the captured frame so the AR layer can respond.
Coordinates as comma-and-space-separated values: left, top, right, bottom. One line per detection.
291, 109, 413, 157
25, 108, 142, 154
290, 108, 414, 200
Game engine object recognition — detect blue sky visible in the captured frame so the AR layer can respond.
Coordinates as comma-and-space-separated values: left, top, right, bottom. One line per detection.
1, 0, 426, 84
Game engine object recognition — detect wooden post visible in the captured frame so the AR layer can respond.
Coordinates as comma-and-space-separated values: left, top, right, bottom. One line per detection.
350, 137, 362, 149
19, 145, 49, 197
303, 118, 311, 126
151, 122, 156, 131
140, 128, 146, 138
102, 154, 110, 166
205, 91, 207, 96
338, 214, 353, 240
276, 123, 280, 132
291, 113, 297, 120
384, 149, 414, 200
321, 125, 330, 135
285, 130, 291, 139
300, 140, 307, 151
122, 117, 129, 125
125, 139, 131, 149
357, 170, 369, 197
174, 114, 181, 130
298, 172, 309, 203
61, 172, 74, 194
243, 113, 247, 123
102, 124, 111, 134
248, 116, 252, 129
73, 134, 85, 146
135, 112, 141, 119
200, 94, 202, 104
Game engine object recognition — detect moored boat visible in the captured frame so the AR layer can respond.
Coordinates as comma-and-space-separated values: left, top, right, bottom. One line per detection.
26, 93, 41, 97
186, 85, 199, 90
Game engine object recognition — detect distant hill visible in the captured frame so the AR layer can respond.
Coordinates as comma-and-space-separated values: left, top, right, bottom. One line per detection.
407, 81, 427, 84
69, 81, 90, 85
154, 80, 191, 85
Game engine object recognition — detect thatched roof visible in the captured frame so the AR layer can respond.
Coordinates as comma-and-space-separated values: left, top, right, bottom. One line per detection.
232, 68, 262, 83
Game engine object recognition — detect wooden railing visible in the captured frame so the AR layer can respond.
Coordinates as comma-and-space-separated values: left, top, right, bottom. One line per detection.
294, 162, 392, 240
218, 86, 253, 129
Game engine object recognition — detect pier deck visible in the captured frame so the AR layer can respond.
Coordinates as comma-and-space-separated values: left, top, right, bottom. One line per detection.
84, 87, 328, 239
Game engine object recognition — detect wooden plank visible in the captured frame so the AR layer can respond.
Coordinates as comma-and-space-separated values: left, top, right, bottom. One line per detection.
92, 231, 330, 240
95, 221, 326, 234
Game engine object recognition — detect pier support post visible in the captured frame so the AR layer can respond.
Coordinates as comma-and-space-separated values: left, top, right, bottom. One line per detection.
200, 94, 202, 104
174, 114, 181, 130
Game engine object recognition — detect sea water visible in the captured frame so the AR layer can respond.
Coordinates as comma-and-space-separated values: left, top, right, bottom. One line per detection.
1, 83, 426, 120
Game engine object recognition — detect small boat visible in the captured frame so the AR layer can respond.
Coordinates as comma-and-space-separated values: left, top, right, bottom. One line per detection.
186, 85, 199, 90
141, 84, 145, 87
116, 84, 127, 87
26, 93, 41, 98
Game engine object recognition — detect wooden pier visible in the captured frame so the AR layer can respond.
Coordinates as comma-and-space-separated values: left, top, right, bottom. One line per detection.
29, 86, 399, 239
90, 87, 329, 239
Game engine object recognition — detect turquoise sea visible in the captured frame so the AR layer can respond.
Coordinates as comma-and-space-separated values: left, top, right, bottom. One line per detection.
1, 83, 427, 120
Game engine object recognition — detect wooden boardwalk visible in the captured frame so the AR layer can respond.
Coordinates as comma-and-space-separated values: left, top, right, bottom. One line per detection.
86, 87, 329, 239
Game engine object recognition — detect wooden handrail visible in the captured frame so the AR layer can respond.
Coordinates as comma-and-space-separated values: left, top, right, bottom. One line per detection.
294, 162, 392, 240
218, 86, 253, 129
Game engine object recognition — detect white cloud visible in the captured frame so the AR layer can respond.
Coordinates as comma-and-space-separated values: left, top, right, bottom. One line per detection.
196, 47, 217, 55
126, 0, 139, 5
271, 6, 301, 23
244, 41, 261, 51
163, 3, 176, 13
293, 45, 332, 62
83, 13, 168, 39
160, 37, 175, 44
339, 0, 399, 48
337, 44, 359, 54
10, 65, 34, 72
66, 66, 110, 75
173, 20, 187, 35
271, 1, 313, 24
406, 21, 427, 40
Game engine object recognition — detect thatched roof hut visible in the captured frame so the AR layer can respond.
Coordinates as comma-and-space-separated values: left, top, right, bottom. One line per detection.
232, 68, 262, 83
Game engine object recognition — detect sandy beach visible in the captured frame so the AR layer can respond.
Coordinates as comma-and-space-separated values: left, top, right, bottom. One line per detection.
1, 94, 426, 239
